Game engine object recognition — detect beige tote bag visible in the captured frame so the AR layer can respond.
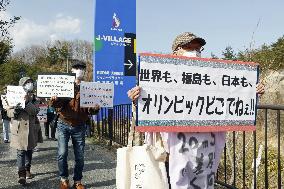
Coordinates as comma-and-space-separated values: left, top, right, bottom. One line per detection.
116, 104, 169, 189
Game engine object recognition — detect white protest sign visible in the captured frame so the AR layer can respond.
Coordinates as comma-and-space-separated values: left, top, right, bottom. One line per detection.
80, 82, 114, 108
137, 53, 259, 132
1, 95, 9, 109
6, 86, 26, 108
37, 74, 75, 98
37, 104, 48, 122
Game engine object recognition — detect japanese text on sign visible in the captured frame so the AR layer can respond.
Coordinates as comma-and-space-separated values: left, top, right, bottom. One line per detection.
6, 86, 26, 108
37, 74, 75, 98
137, 54, 259, 132
174, 132, 221, 188
96, 70, 124, 86
80, 82, 114, 108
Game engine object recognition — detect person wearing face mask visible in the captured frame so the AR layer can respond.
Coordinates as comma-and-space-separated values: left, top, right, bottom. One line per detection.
50, 60, 100, 189
6, 77, 41, 185
127, 32, 265, 189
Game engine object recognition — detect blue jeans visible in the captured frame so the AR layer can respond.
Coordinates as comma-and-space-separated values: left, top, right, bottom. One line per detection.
57, 119, 86, 181
17, 150, 33, 171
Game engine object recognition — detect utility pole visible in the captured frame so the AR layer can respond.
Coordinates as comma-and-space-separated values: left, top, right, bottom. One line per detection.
66, 57, 69, 73
66, 56, 72, 73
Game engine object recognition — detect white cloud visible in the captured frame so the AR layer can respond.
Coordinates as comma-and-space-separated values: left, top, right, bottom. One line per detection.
0, 11, 10, 21
8, 13, 81, 51
51, 16, 81, 33
56, 13, 64, 18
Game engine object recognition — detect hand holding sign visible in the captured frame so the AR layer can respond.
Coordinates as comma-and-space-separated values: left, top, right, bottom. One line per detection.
93, 104, 100, 110
256, 82, 265, 95
127, 86, 141, 102
50, 96, 58, 101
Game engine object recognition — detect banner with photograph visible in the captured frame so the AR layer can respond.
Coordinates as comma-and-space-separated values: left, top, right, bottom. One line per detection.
37, 104, 48, 122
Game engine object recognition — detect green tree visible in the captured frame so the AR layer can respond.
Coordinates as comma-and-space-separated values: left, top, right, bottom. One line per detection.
222, 46, 237, 60
0, 59, 43, 88
0, 59, 23, 86
270, 36, 284, 70
0, 0, 20, 40
0, 39, 12, 64
236, 36, 284, 71
47, 46, 60, 65
0, 0, 20, 65
57, 41, 71, 59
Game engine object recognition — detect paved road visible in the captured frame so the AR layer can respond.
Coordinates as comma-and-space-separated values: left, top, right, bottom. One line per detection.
0, 125, 116, 189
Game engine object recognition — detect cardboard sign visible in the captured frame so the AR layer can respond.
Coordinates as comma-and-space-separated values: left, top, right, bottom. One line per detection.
137, 53, 259, 132
80, 82, 114, 108
37, 104, 48, 122
37, 74, 75, 98
6, 86, 26, 108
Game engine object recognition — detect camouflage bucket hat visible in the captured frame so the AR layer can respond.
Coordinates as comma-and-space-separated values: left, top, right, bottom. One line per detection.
172, 32, 206, 52
19, 77, 33, 86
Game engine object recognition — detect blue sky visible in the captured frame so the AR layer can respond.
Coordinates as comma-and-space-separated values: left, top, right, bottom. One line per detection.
137, 0, 284, 57
3, 0, 94, 51
3, 0, 284, 57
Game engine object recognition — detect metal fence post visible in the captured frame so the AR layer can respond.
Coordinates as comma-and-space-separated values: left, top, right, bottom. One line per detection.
216, 104, 284, 189
96, 112, 101, 140
108, 108, 113, 146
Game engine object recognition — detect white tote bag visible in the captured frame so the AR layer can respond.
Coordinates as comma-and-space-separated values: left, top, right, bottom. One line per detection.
116, 135, 169, 189
116, 104, 169, 189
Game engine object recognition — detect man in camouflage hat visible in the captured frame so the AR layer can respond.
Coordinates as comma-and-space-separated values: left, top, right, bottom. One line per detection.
172, 32, 206, 56
127, 32, 265, 189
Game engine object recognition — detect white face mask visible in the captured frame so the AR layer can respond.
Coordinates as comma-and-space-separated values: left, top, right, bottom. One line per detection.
24, 82, 34, 92
183, 50, 201, 58
71, 68, 85, 79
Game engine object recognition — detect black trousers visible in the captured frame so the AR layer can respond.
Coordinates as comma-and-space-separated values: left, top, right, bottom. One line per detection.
44, 122, 49, 137
44, 113, 56, 138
